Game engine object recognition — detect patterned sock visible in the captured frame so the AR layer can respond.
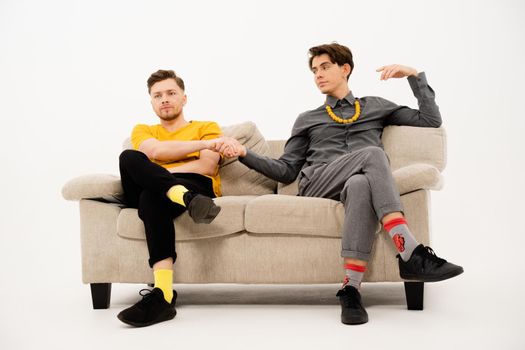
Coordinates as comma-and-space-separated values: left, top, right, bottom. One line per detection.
153, 269, 173, 303
384, 217, 419, 262
343, 264, 366, 290
167, 185, 188, 207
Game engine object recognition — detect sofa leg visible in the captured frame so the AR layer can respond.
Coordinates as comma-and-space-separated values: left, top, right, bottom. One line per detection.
90, 283, 112, 309
404, 282, 424, 310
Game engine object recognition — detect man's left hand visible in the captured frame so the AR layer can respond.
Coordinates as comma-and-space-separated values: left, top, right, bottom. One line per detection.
376, 64, 418, 81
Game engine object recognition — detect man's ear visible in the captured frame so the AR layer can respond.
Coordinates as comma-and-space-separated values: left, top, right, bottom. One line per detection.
343, 63, 352, 79
183, 94, 187, 106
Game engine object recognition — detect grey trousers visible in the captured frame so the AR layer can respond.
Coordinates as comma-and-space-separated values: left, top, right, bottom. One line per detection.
298, 146, 403, 261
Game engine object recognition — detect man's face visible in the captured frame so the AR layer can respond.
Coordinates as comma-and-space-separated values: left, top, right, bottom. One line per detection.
150, 78, 187, 121
311, 54, 350, 95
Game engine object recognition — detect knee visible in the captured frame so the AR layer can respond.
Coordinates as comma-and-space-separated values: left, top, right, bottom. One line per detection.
119, 149, 143, 166
344, 174, 370, 192
342, 174, 371, 202
362, 146, 385, 158
361, 146, 389, 165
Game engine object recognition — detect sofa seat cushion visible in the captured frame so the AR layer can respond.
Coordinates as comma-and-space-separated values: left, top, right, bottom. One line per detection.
244, 194, 346, 238
117, 195, 257, 241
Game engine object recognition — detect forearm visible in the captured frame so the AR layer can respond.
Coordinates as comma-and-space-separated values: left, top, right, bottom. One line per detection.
386, 72, 442, 127
407, 72, 442, 126
239, 149, 299, 184
148, 140, 210, 162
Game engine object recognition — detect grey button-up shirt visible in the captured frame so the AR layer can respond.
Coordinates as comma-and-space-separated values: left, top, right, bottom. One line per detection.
239, 72, 441, 184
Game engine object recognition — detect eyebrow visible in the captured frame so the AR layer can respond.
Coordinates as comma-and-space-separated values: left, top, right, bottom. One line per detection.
152, 89, 178, 95
311, 61, 332, 70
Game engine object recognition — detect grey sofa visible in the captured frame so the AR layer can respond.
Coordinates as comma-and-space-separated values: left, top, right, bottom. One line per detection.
62, 121, 446, 310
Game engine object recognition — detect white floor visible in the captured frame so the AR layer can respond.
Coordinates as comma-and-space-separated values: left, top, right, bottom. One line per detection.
2, 275, 523, 349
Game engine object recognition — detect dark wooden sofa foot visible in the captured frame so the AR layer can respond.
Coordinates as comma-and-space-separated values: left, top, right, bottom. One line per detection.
90, 283, 112, 309
404, 282, 424, 310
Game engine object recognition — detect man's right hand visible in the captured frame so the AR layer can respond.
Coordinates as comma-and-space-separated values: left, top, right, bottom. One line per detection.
210, 136, 247, 158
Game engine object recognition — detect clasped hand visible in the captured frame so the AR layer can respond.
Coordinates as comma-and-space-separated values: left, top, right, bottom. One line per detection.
205, 137, 246, 158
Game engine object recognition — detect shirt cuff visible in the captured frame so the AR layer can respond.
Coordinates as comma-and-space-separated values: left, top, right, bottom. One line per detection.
238, 148, 257, 167
407, 71, 435, 100
407, 71, 427, 90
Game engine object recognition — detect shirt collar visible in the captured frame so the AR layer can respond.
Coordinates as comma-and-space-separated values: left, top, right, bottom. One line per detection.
325, 91, 356, 108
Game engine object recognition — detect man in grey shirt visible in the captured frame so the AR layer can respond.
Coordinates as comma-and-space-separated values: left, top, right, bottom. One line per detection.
214, 43, 463, 325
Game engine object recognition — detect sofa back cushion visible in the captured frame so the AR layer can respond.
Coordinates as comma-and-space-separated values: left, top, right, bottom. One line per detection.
122, 124, 444, 196
382, 126, 447, 172
273, 126, 447, 195
219, 121, 277, 195
268, 126, 447, 169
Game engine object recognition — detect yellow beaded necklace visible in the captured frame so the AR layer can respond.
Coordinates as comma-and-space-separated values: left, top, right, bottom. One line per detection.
325, 99, 361, 124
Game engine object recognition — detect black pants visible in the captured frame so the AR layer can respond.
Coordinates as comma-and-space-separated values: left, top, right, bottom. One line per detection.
119, 150, 216, 267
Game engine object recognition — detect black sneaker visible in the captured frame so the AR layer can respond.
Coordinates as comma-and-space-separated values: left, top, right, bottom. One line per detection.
336, 285, 368, 325
398, 244, 464, 282
184, 192, 221, 224
117, 288, 177, 327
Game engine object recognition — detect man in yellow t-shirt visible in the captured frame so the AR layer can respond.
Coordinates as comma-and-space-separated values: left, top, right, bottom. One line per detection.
117, 69, 222, 327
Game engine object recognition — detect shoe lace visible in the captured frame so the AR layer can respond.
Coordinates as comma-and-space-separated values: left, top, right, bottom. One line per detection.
423, 246, 446, 266
136, 289, 157, 308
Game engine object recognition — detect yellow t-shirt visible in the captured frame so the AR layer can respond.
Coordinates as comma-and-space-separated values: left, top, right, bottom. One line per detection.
131, 121, 222, 196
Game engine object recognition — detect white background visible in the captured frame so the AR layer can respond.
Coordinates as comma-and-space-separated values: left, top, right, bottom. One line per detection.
1, 0, 524, 349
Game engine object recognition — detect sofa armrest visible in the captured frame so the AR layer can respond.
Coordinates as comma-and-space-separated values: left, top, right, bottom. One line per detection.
393, 163, 443, 194
62, 174, 123, 202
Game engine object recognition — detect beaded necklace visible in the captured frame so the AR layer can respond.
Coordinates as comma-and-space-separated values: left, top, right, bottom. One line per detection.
325, 99, 361, 124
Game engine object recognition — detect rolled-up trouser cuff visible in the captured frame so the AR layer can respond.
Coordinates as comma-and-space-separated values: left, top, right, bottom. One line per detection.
376, 202, 404, 221
341, 249, 371, 262
148, 252, 177, 268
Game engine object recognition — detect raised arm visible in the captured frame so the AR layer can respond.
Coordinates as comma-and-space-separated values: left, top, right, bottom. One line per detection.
376, 64, 442, 128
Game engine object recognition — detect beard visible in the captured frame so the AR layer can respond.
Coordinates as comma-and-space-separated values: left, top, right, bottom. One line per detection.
158, 109, 181, 121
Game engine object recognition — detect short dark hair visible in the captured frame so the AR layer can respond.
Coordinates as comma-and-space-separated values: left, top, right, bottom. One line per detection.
308, 43, 354, 80
147, 69, 185, 94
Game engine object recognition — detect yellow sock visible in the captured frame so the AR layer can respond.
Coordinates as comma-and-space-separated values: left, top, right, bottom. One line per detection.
154, 269, 174, 303
167, 185, 188, 207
